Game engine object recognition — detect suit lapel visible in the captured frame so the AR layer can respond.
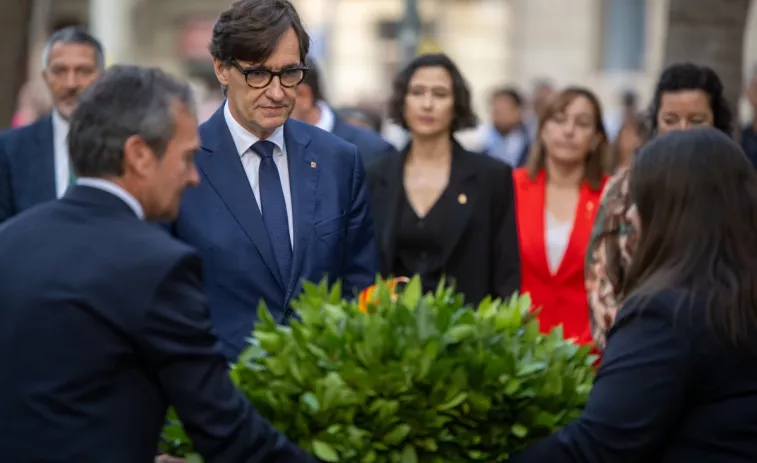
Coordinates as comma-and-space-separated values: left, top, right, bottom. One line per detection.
435, 143, 477, 263
284, 120, 319, 299
553, 182, 598, 280
373, 153, 404, 270
196, 107, 284, 290
514, 169, 551, 280
34, 116, 56, 201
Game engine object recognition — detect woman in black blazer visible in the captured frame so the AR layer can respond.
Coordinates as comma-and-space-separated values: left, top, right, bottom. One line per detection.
512, 128, 757, 462
366, 53, 520, 303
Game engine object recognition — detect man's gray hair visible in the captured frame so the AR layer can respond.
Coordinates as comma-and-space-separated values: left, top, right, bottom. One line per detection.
42, 27, 105, 69
68, 65, 196, 178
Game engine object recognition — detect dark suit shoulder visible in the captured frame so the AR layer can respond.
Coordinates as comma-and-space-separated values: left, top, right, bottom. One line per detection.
365, 149, 401, 181
290, 119, 358, 156
469, 150, 513, 176
5, 197, 199, 283
0, 117, 50, 148
338, 121, 394, 149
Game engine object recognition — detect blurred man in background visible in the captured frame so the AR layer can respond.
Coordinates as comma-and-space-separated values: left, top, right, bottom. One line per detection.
0, 27, 104, 223
482, 87, 530, 167
291, 56, 398, 167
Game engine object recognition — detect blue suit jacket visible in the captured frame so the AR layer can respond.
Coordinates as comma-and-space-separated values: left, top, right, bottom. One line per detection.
0, 185, 315, 463
171, 106, 379, 360
331, 113, 398, 168
0, 115, 56, 223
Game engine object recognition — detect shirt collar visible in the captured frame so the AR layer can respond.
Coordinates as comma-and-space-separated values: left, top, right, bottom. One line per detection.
75, 177, 145, 219
51, 110, 69, 138
223, 101, 285, 157
315, 100, 335, 133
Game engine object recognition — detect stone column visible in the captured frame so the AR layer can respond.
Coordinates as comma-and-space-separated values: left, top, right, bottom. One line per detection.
89, 0, 134, 65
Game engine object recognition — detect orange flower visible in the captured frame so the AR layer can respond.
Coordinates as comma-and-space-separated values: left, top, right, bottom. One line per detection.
358, 277, 410, 312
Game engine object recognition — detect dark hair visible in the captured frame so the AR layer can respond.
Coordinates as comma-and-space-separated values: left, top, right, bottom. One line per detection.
302, 56, 325, 102
624, 127, 757, 347
525, 86, 608, 190
209, 0, 310, 66
387, 53, 478, 133
68, 65, 195, 177
649, 63, 732, 135
490, 87, 523, 107
42, 26, 104, 69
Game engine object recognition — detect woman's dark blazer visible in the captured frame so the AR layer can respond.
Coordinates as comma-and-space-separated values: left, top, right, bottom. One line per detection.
510, 289, 757, 462
365, 141, 520, 303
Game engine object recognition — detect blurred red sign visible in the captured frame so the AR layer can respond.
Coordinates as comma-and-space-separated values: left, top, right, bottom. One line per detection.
178, 19, 215, 60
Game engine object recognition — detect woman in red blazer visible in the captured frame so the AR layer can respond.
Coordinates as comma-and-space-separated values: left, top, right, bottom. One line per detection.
514, 87, 609, 346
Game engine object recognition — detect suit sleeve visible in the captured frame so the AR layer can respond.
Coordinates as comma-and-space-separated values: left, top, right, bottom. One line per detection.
341, 145, 380, 297
509, 294, 692, 462
137, 253, 316, 463
491, 165, 521, 299
0, 139, 15, 224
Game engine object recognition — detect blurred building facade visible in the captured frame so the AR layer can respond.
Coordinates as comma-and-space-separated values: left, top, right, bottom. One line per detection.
33, 0, 757, 122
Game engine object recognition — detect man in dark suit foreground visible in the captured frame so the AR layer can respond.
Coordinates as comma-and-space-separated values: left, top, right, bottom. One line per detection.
0, 65, 315, 463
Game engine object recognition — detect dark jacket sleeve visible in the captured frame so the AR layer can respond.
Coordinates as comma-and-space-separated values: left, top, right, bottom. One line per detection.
509, 293, 693, 462
341, 144, 380, 298
0, 138, 15, 224
137, 253, 317, 463
491, 163, 520, 299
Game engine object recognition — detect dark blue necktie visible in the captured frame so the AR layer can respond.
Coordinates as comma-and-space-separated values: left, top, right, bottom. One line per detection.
252, 140, 292, 283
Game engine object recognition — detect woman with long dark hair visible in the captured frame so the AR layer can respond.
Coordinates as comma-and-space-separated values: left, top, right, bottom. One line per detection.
512, 127, 757, 462
585, 63, 733, 349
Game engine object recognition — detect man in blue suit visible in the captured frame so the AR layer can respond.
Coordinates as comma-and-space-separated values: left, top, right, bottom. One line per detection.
170, 0, 379, 360
291, 56, 399, 168
0, 27, 104, 223
0, 65, 316, 463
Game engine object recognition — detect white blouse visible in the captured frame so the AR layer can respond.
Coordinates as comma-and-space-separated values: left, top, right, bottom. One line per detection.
545, 211, 573, 274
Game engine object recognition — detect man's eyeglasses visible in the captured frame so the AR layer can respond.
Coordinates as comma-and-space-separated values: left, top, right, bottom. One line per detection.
231, 61, 308, 89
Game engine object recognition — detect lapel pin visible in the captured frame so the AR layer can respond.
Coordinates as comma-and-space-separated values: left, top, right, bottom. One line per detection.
458, 193, 467, 205
586, 201, 594, 211
310, 161, 317, 168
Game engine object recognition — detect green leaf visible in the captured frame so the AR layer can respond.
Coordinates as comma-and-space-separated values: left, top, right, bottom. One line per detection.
312, 440, 340, 462
437, 392, 467, 411
399, 275, 422, 307
416, 339, 438, 380
400, 444, 419, 463
511, 423, 528, 438
301, 391, 320, 414
383, 423, 412, 445
444, 325, 476, 344
186, 454, 204, 463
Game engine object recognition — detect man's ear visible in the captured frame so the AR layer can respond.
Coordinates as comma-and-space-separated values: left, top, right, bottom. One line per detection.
213, 58, 230, 88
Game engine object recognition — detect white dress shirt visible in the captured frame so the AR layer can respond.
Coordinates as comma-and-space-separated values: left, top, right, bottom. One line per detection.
223, 102, 294, 246
314, 100, 335, 133
76, 177, 145, 219
52, 111, 72, 198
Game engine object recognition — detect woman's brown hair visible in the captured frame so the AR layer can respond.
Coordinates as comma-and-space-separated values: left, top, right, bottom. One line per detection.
525, 86, 608, 190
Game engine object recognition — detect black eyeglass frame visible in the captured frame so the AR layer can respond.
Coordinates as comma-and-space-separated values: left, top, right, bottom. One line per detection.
230, 60, 309, 89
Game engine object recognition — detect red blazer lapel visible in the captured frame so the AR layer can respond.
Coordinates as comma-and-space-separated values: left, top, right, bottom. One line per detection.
553, 180, 602, 281
513, 169, 552, 281
515, 170, 607, 284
